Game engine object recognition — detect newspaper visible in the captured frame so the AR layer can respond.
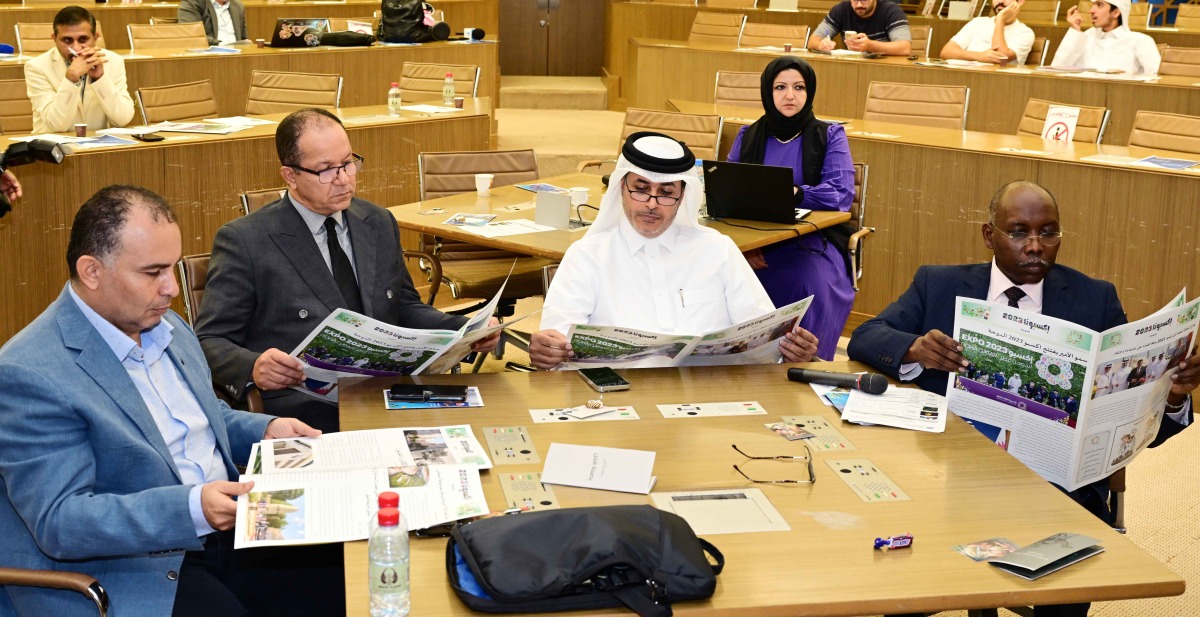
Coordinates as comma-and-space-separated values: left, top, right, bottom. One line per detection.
947, 292, 1198, 491
233, 426, 492, 548
563, 297, 811, 369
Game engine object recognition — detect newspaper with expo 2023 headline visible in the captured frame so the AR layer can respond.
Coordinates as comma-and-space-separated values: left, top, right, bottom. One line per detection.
947, 290, 1198, 491
562, 296, 811, 369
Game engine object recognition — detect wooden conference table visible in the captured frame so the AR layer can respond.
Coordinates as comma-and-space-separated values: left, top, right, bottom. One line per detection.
0, 0, 498, 52
603, 0, 1200, 110
0, 101, 491, 343
627, 38, 1200, 146
340, 362, 1185, 615
666, 99, 1200, 323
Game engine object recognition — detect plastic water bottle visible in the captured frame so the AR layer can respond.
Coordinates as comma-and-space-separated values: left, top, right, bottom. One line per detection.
369, 507, 410, 617
387, 82, 402, 117
694, 159, 708, 218
442, 73, 455, 106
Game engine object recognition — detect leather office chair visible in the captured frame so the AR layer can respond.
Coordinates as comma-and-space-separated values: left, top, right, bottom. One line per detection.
794, 0, 839, 10
328, 17, 379, 32
1016, 98, 1110, 144
577, 108, 723, 174
0, 568, 109, 616
909, 24, 932, 59
1175, 4, 1200, 30
713, 71, 760, 109
846, 163, 872, 293
0, 79, 33, 134
687, 12, 746, 48
148, 17, 179, 25
245, 70, 343, 115
1127, 110, 1200, 156
127, 22, 207, 53
1018, 0, 1060, 23
1158, 46, 1200, 78
178, 253, 265, 413
1125, 1, 1149, 29
706, 0, 757, 8
241, 187, 287, 216
738, 22, 808, 49
136, 79, 218, 124
398, 62, 479, 103
1026, 37, 1049, 66
863, 81, 970, 130
15, 22, 105, 56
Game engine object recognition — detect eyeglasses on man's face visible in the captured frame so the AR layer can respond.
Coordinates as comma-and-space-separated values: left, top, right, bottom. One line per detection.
290, 153, 365, 184
731, 444, 815, 484
623, 178, 682, 207
989, 224, 1064, 247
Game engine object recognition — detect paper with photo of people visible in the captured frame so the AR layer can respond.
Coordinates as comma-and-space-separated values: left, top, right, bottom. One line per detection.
256, 425, 493, 473
563, 297, 811, 369
947, 291, 1199, 490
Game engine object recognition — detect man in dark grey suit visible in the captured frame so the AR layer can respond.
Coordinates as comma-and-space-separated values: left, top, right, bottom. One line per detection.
196, 108, 498, 434
177, 0, 247, 45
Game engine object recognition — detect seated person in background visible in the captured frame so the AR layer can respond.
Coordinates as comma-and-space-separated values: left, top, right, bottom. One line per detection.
24, 6, 135, 134
178, 0, 248, 45
848, 179, 1197, 522
807, 0, 912, 57
940, 0, 1035, 65
727, 56, 856, 361
1051, 0, 1160, 74
528, 132, 819, 370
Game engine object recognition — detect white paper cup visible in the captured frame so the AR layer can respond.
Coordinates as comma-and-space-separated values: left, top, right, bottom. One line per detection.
569, 186, 589, 206
475, 173, 494, 196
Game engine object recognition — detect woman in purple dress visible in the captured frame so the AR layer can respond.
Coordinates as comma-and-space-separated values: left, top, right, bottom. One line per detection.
727, 56, 856, 360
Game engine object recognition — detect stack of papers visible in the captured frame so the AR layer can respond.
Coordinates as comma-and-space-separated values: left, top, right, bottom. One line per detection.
541, 443, 657, 494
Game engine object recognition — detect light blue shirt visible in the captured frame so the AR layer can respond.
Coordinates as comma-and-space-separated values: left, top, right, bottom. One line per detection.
289, 193, 358, 279
68, 284, 227, 537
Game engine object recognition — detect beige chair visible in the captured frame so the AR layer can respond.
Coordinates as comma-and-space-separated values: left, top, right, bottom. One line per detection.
1176, 4, 1200, 30
707, 0, 756, 7
398, 62, 479, 102
245, 70, 342, 115
579, 108, 723, 175
1158, 46, 1200, 78
1016, 98, 1109, 143
1026, 36, 1049, 66
0, 78, 33, 134
177, 253, 265, 413
846, 163, 872, 292
651, 0, 698, 5
136, 79, 218, 124
714, 70, 760, 109
909, 24, 932, 59
738, 22, 808, 48
863, 81, 970, 130
1127, 110, 1200, 156
0, 568, 108, 616
1126, 1, 1149, 29
687, 12, 746, 47
795, 0, 839, 8
240, 187, 286, 215
148, 17, 178, 25
1020, 0, 1061, 23
127, 22, 207, 53
15, 22, 106, 56
328, 17, 379, 32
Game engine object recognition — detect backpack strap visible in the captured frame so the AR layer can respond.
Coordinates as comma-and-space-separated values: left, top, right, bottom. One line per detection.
699, 538, 725, 575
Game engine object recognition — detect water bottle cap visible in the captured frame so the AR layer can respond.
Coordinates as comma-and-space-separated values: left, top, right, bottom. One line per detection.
390, 82, 398, 88
378, 507, 400, 527
446, 73, 453, 77
378, 491, 399, 508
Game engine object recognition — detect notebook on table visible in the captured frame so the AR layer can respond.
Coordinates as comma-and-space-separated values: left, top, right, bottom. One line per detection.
702, 160, 801, 225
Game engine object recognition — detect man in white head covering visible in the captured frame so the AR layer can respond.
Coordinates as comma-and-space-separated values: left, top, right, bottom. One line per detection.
1050, 0, 1160, 75
528, 132, 819, 370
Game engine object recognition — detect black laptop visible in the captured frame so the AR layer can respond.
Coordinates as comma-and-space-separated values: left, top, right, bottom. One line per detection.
702, 160, 800, 225
270, 18, 331, 47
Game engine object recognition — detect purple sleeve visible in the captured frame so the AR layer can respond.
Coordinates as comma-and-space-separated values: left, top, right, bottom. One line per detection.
727, 126, 747, 162
799, 124, 854, 213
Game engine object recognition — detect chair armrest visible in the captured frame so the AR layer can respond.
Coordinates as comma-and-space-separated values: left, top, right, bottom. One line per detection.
0, 567, 109, 616
577, 159, 615, 173
846, 227, 875, 292
402, 250, 442, 306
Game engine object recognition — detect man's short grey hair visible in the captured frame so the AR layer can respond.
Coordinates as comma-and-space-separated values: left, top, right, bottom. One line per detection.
987, 180, 1059, 223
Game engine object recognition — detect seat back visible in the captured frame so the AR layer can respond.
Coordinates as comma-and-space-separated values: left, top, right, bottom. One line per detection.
863, 81, 969, 130
651, 0, 698, 5
245, 70, 342, 115
398, 62, 480, 102
0, 79, 32, 134
713, 70, 760, 109
1158, 46, 1200, 78
795, 0, 839, 8
1126, 1, 1149, 29
149, 17, 178, 25
1027, 36, 1049, 66
1021, 0, 1060, 23
687, 12, 746, 47
127, 22, 207, 53
1128, 110, 1200, 156
1016, 98, 1109, 143
738, 22, 808, 48
621, 108, 723, 161
328, 16, 379, 32
706, 0, 756, 7
177, 253, 210, 326
1077, 0, 1094, 27
909, 24, 932, 59
136, 79, 218, 124
16, 22, 105, 56
241, 187, 286, 215
1176, 4, 1200, 30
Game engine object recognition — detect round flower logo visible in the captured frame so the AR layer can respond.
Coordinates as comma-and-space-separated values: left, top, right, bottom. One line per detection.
1035, 354, 1074, 389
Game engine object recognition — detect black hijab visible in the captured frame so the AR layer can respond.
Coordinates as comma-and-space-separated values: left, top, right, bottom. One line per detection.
736, 56, 829, 188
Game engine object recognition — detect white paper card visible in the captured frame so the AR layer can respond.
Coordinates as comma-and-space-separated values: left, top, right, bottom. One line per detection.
541, 443, 657, 494
651, 488, 790, 534
657, 401, 768, 418
841, 388, 948, 433
529, 406, 640, 423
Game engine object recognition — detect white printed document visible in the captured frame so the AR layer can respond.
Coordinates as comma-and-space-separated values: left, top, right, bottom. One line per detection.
540, 443, 657, 494
841, 387, 948, 433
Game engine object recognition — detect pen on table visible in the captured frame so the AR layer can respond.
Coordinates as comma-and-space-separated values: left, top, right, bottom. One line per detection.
678, 289, 685, 308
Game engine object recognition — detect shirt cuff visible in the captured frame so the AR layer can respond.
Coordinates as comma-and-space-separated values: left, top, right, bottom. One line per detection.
189, 484, 218, 538
898, 362, 923, 381
1166, 396, 1191, 426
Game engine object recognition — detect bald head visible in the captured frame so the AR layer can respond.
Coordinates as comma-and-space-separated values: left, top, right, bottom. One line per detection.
988, 180, 1058, 224
983, 180, 1062, 286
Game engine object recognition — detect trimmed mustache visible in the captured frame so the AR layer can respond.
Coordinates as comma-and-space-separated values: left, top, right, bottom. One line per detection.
1017, 257, 1049, 268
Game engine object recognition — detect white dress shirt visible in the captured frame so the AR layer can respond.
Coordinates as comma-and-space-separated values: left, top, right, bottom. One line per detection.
949, 16, 1036, 64
1051, 25, 1161, 74
212, 0, 237, 44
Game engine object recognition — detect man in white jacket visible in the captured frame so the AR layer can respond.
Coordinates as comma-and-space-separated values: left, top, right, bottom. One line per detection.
1050, 0, 1160, 74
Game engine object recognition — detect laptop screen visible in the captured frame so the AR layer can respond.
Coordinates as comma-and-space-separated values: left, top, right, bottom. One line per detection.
270, 18, 331, 47
702, 161, 799, 225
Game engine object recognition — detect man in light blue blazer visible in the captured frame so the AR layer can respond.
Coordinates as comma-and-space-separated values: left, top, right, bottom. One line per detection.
0, 185, 319, 616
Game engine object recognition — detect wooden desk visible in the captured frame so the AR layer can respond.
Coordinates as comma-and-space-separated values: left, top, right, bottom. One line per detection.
0, 0, 497, 52
0, 39, 500, 120
0, 102, 490, 343
603, 0, 1200, 110
666, 99, 1200, 324
628, 38, 1200, 146
339, 362, 1185, 615
387, 172, 851, 269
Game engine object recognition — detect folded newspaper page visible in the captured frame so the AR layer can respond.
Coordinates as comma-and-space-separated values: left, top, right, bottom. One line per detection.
563, 297, 811, 369
947, 292, 1197, 491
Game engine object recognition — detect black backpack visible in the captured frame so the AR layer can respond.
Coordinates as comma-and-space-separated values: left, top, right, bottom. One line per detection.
378, 0, 450, 43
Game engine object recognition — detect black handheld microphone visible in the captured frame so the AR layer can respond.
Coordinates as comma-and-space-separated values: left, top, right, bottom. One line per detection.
453, 28, 486, 40
787, 368, 889, 395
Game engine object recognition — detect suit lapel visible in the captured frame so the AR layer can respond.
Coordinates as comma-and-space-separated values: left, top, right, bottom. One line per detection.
269, 195, 348, 312
346, 201, 378, 316
958, 263, 991, 300
1041, 268, 1070, 320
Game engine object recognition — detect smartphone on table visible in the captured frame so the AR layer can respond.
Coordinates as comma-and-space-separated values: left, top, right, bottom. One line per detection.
578, 367, 631, 392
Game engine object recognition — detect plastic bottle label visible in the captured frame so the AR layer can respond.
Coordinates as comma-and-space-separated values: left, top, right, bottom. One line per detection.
369, 561, 409, 594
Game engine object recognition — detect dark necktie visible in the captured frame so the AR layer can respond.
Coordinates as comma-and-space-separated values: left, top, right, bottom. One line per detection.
1003, 286, 1026, 308
323, 217, 364, 313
